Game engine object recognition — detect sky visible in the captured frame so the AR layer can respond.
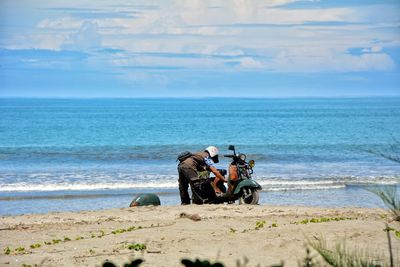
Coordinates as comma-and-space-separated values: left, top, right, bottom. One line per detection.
0, 0, 399, 97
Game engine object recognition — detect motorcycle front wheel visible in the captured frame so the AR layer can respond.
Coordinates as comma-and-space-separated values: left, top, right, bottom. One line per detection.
239, 188, 259, 205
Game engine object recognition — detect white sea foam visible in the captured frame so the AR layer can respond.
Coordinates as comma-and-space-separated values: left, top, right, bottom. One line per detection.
265, 185, 346, 191
256, 177, 399, 191
0, 176, 398, 192
0, 182, 179, 192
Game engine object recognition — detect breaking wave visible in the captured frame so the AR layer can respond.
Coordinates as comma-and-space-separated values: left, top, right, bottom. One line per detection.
0, 175, 398, 192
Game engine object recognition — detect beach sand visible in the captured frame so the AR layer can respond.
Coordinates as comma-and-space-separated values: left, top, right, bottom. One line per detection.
0, 205, 398, 267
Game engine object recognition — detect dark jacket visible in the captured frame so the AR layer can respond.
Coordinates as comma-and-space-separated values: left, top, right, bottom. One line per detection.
181, 151, 210, 172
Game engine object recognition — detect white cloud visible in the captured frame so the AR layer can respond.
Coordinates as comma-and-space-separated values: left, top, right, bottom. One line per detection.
236, 57, 265, 69
62, 21, 102, 50
14, 0, 397, 73
37, 17, 83, 30
349, 53, 395, 71
270, 48, 395, 72
362, 46, 383, 53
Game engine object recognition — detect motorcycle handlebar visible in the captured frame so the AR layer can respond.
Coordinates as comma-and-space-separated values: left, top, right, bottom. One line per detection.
223, 154, 249, 165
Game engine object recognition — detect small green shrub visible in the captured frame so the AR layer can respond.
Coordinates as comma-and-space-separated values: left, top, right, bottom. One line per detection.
15, 247, 25, 253
112, 228, 126, 235
255, 220, 266, 230
4, 246, 11, 255
127, 226, 136, 231
300, 219, 309, 224
295, 217, 351, 225
30, 243, 41, 249
98, 230, 105, 238
127, 243, 147, 251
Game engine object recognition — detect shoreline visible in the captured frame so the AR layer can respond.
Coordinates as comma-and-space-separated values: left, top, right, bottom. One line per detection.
1, 205, 398, 266
0, 184, 393, 216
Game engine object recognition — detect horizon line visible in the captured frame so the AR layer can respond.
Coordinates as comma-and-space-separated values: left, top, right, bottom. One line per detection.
1, 95, 400, 100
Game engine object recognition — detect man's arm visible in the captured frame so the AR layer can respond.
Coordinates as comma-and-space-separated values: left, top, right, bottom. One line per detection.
209, 166, 227, 183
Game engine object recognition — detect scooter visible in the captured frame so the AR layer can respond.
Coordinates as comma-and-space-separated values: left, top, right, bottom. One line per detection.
192, 145, 262, 205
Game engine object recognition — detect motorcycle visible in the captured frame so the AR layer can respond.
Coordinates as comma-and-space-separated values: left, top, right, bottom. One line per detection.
192, 145, 262, 205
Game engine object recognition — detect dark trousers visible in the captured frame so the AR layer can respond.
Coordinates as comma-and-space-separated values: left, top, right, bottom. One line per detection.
177, 164, 198, 205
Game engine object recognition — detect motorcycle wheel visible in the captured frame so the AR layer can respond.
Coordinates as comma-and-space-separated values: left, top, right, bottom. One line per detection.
239, 188, 259, 205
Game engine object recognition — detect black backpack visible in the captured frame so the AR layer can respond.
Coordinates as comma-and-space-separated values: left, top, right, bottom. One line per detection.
176, 151, 193, 163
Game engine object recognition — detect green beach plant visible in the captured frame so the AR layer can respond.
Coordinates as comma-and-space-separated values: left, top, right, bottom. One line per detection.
255, 220, 266, 230
3, 246, 11, 255
112, 228, 127, 234
305, 185, 399, 267
365, 186, 400, 266
29, 243, 41, 249
14, 246, 25, 254
127, 243, 147, 251
363, 136, 400, 165
368, 186, 400, 222
300, 219, 309, 224
98, 230, 106, 238
363, 136, 400, 221
52, 239, 62, 244
126, 226, 136, 231
309, 239, 391, 267
294, 217, 352, 225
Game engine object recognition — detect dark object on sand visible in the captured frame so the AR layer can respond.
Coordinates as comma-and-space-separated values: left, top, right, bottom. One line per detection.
102, 259, 143, 267
129, 193, 161, 207
179, 212, 202, 221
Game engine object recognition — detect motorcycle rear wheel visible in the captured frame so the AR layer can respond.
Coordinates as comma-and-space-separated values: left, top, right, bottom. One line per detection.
239, 188, 259, 205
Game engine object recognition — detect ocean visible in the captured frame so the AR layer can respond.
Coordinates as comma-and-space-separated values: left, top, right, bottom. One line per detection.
0, 98, 399, 215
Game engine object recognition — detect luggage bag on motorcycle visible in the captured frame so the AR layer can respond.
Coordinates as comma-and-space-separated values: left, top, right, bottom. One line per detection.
191, 178, 215, 204
177, 151, 193, 162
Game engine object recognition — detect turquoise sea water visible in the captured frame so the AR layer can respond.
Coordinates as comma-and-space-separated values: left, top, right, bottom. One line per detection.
0, 98, 399, 215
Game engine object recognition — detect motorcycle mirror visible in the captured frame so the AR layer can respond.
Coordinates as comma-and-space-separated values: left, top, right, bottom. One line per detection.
228, 145, 235, 151
249, 160, 255, 168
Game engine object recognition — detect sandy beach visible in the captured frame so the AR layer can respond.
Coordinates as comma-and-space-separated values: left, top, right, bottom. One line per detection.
0, 205, 398, 267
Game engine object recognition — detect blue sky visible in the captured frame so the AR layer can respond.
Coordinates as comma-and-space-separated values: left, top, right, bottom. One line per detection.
0, 0, 399, 97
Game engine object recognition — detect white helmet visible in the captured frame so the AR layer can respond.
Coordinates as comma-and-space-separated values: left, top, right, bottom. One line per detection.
205, 146, 219, 157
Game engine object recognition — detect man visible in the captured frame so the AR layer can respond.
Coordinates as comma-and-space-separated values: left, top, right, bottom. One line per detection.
177, 146, 227, 205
